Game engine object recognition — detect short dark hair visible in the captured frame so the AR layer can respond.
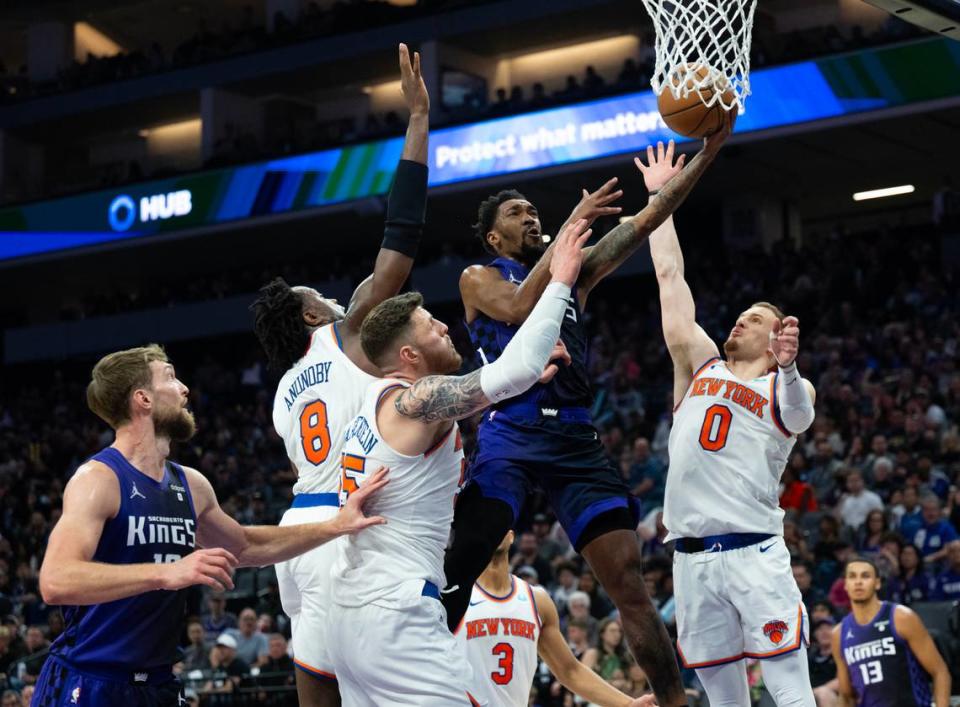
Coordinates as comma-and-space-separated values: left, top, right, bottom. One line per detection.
843, 555, 880, 578
473, 189, 526, 254
360, 292, 424, 369
251, 278, 310, 374
752, 301, 785, 323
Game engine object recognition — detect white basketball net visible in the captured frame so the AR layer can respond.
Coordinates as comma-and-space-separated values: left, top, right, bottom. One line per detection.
641, 0, 758, 111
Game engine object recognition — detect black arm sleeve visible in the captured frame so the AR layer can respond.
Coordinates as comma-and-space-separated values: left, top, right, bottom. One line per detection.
381, 159, 428, 258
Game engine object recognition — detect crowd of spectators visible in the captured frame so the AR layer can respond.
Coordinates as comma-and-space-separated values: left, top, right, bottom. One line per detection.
0, 219, 958, 703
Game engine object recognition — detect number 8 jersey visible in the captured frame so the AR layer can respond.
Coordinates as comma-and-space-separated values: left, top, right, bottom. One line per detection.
272, 322, 378, 495
663, 357, 797, 540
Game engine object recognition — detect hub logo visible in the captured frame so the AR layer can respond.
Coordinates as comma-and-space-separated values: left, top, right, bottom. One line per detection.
108, 190, 192, 232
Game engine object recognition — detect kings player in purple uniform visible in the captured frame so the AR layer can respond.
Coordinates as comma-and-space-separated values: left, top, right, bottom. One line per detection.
833, 557, 951, 707
33, 345, 386, 707
441, 116, 734, 707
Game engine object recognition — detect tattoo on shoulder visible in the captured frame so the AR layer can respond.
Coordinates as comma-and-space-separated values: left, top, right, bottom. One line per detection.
394, 369, 486, 423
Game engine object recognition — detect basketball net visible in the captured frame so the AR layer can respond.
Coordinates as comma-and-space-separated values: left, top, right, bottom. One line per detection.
641, 0, 758, 111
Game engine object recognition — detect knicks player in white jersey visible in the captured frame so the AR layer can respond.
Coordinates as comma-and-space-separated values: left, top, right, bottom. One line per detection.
457, 530, 656, 707
327, 219, 593, 706
249, 44, 430, 707
637, 140, 818, 707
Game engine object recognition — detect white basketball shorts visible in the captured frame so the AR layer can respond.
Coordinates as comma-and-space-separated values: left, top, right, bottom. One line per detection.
276, 501, 341, 681
673, 535, 809, 668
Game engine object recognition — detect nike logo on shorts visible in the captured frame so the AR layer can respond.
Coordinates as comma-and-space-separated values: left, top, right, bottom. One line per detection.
469, 600, 484, 606
759, 543, 775, 552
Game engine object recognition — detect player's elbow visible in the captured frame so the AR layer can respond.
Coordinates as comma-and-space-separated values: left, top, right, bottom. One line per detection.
39, 566, 68, 605
780, 405, 815, 435
653, 258, 682, 282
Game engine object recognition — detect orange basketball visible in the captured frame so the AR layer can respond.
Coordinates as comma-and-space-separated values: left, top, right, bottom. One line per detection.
657, 64, 735, 138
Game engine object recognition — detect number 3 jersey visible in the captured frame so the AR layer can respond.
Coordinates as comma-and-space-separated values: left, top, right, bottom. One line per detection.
454, 576, 542, 707
50, 447, 197, 675
272, 322, 378, 495
840, 602, 932, 707
664, 357, 797, 540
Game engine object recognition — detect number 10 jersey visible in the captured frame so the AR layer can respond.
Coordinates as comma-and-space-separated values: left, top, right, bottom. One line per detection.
664, 357, 797, 540
272, 321, 378, 495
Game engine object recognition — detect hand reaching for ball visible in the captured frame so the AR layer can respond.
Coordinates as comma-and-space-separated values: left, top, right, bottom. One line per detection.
634, 140, 686, 194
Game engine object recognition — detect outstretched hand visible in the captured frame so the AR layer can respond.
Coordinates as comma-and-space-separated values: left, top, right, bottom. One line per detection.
768, 316, 800, 367
336, 467, 390, 534
634, 140, 686, 193
569, 178, 624, 226
399, 43, 429, 116
703, 105, 736, 154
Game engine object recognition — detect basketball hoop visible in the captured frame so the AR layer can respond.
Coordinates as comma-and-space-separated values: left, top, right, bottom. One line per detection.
641, 0, 758, 111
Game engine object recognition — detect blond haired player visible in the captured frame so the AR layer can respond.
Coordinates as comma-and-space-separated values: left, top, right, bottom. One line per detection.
637, 140, 818, 707
250, 44, 429, 707
457, 530, 656, 707
327, 219, 592, 706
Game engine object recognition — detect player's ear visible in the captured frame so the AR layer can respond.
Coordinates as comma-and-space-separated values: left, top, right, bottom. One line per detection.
486, 230, 499, 250
303, 308, 321, 326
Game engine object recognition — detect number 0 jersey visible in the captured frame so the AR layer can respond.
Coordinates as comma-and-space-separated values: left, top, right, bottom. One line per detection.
664, 357, 797, 540
454, 576, 542, 707
272, 322, 378, 495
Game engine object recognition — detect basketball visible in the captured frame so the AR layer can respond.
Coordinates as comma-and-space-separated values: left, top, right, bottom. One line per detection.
657, 64, 736, 138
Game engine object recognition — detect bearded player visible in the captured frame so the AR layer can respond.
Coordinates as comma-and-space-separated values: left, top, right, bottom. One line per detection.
833, 557, 950, 707
33, 345, 386, 707
442, 115, 734, 707
457, 530, 656, 707
250, 44, 429, 707
637, 139, 818, 705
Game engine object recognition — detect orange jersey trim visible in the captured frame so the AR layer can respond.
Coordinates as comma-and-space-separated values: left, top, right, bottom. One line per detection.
769, 373, 792, 438
677, 642, 745, 669
294, 658, 336, 681
424, 425, 455, 458
525, 582, 542, 629
674, 356, 721, 413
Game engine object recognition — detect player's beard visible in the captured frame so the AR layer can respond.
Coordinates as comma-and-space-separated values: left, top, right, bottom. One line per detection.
722, 337, 738, 356
517, 238, 547, 269
153, 405, 197, 442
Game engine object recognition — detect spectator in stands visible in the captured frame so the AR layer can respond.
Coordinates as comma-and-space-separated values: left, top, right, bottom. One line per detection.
19, 686, 32, 707
913, 494, 958, 563
0, 626, 22, 679
875, 532, 904, 581
932, 540, 960, 600
578, 569, 615, 621
510, 532, 554, 585
227, 607, 269, 667
201, 633, 248, 702
780, 463, 818, 515
530, 513, 564, 568
887, 544, 933, 605
528, 82, 550, 109
582, 619, 633, 694
2, 690, 18, 707
793, 561, 825, 615
809, 617, 839, 704
894, 484, 923, 539
808, 436, 844, 504
256, 634, 295, 706
856, 509, 890, 554
551, 561, 579, 616
202, 593, 238, 641
583, 66, 606, 95
837, 469, 884, 530
563, 591, 598, 645
13, 626, 48, 686
182, 620, 212, 672
627, 437, 666, 512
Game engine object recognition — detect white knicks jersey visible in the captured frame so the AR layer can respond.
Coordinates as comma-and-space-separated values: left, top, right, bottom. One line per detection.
455, 577, 542, 707
664, 357, 797, 540
272, 322, 378, 495
331, 378, 466, 609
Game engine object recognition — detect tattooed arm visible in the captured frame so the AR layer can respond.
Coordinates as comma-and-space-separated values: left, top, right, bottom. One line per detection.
576, 112, 735, 298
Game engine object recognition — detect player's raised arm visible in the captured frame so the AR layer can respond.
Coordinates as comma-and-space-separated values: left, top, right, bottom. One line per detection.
340, 43, 430, 348
532, 586, 653, 707
39, 461, 239, 605
576, 113, 734, 300
637, 140, 720, 400
462, 179, 623, 325
769, 315, 817, 434
893, 605, 952, 707
186, 465, 388, 567
399, 219, 590, 425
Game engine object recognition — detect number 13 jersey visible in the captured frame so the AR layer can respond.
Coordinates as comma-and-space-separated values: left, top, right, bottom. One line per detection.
272, 322, 378, 495
664, 357, 796, 540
